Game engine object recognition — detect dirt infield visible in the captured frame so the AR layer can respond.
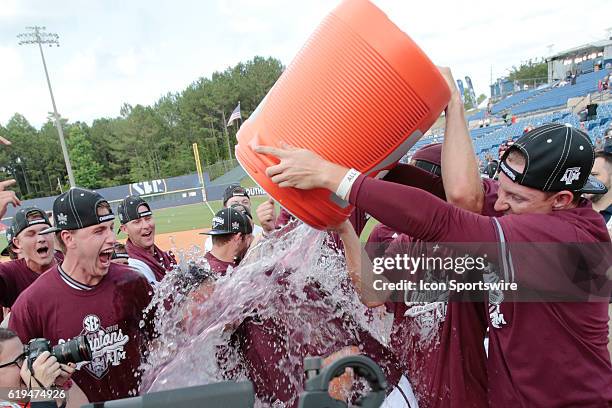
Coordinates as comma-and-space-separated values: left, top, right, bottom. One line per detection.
0, 229, 213, 262
153, 229, 211, 253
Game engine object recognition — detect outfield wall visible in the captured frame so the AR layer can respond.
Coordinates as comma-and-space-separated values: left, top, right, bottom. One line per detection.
1, 170, 266, 223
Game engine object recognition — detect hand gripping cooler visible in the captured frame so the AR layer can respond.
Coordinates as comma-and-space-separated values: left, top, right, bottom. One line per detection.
235, 0, 450, 229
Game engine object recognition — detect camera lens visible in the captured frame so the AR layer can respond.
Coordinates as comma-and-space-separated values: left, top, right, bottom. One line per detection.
51, 336, 92, 365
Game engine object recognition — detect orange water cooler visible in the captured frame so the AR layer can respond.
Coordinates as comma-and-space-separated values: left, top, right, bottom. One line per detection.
235, 0, 450, 229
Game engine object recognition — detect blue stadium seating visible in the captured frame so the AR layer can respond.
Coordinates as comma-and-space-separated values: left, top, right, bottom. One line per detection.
467, 88, 545, 121
468, 110, 486, 121
467, 69, 610, 121
511, 70, 608, 115
408, 100, 612, 162
490, 88, 546, 114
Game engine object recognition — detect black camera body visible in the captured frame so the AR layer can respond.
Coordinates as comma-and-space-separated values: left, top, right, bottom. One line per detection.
299, 355, 388, 408
25, 336, 92, 371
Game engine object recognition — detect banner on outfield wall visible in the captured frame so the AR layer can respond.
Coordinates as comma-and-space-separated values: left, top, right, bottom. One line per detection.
128, 179, 168, 195
1, 172, 268, 221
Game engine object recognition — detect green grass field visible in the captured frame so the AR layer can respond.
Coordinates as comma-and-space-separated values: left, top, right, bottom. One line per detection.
147, 175, 378, 240
150, 196, 269, 234
149, 196, 378, 240
0, 176, 378, 249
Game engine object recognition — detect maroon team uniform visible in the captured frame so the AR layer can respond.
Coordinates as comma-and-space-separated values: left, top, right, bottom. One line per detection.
0, 252, 63, 322
0, 259, 44, 310
347, 165, 612, 407
222, 269, 401, 407
9, 263, 153, 402
203, 251, 236, 276
203, 215, 400, 407
0, 252, 63, 309
126, 239, 176, 281
362, 165, 491, 407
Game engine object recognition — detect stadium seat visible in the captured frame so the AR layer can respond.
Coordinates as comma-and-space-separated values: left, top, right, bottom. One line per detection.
408, 100, 612, 160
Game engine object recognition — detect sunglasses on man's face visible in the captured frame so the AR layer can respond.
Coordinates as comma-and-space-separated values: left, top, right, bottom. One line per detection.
0, 351, 26, 369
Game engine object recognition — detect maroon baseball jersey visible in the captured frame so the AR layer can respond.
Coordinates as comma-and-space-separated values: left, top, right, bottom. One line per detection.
384, 234, 488, 408
0, 259, 40, 309
126, 239, 176, 281
348, 174, 612, 407
232, 277, 401, 407
487, 186, 612, 406
204, 251, 236, 277
206, 255, 400, 407
0, 251, 63, 309
378, 178, 501, 407
365, 223, 399, 260
9, 263, 153, 402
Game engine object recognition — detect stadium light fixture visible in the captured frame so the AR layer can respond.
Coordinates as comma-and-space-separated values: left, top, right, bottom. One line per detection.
18, 26, 75, 188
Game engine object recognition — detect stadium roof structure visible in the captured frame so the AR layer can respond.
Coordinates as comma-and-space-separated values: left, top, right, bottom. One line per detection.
547, 39, 612, 61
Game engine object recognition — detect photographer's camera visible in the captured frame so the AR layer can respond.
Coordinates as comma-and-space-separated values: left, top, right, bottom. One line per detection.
26, 336, 92, 370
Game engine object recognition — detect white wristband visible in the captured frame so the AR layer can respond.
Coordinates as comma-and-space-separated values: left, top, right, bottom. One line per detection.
335, 168, 361, 201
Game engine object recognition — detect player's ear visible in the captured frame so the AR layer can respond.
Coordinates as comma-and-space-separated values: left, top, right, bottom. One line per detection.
61, 230, 77, 250
11, 237, 22, 253
551, 191, 574, 210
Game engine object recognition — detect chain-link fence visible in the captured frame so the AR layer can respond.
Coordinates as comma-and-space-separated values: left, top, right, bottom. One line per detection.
203, 159, 239, 180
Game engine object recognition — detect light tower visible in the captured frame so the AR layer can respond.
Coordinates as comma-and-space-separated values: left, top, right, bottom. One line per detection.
18, 26, 75, 188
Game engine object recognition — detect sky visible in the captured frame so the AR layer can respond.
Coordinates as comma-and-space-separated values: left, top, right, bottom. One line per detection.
0, 0, 610, 128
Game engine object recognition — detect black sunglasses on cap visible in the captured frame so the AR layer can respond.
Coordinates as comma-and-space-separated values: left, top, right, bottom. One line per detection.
223, 185, 249, 206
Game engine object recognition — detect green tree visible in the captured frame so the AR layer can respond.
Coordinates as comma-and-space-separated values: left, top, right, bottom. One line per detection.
67, 125, 104, 189
89, 118, 132, 185
507, 58, 548, 87
178, 56, 284, 163
34, 121, 68, 195
3, 114, 42, 198
463, 90, 474, 110
0, 55, 285, 198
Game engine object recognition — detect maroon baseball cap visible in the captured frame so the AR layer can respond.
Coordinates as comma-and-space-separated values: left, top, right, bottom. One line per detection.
412, 143, 442, 176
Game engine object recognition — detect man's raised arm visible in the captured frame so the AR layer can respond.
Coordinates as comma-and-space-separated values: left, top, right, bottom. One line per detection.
438, 67, 485, 213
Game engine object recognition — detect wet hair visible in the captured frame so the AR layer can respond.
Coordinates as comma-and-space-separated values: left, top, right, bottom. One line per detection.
7, 246, 18, 260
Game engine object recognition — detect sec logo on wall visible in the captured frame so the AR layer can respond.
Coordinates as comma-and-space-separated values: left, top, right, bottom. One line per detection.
128, 179, 168, 196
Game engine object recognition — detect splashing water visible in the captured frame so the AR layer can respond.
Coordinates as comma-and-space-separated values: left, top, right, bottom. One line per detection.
140, 221, 394, 407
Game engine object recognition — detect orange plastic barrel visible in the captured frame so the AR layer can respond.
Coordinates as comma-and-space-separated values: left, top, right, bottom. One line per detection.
235, 0, 450, 229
